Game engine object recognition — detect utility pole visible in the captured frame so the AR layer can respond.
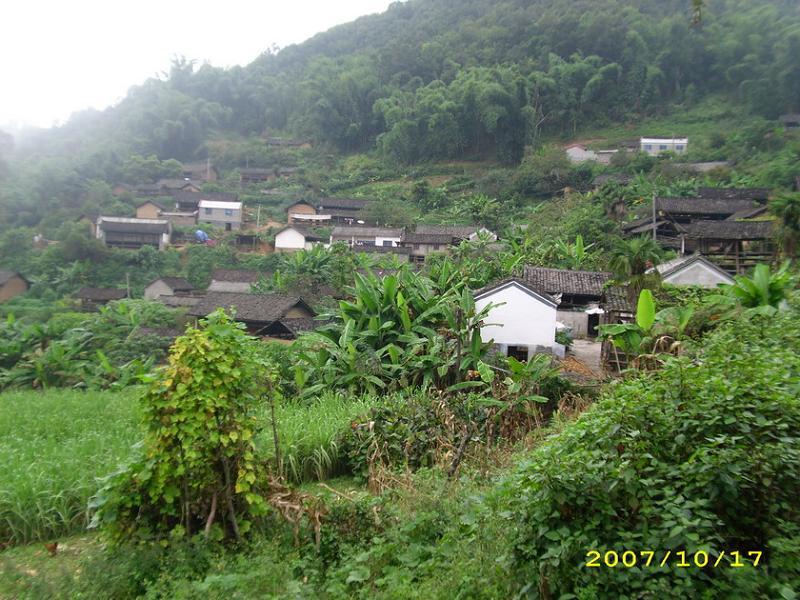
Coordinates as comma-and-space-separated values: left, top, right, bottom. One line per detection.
652, 192, 657, 241
256, 205, 261, 229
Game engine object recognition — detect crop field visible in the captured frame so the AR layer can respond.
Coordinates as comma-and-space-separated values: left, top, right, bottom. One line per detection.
0, 388, 141, 546
0, 388, 375, 547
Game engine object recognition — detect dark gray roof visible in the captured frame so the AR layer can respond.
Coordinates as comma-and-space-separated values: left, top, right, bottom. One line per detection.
158, 295, 201, 308
316, 197, 369, 210
415, 225, 483, 237
0, 270, 26, 286
523, 266, 612, 297
602, 286, 633, 314
331, 226, 402, 238
211, 269, 262, 283
696, 187, 770, 202
352, 245, 412, 255
98, 217, 170, 234
779, 114, 800, 123
156, 179, 199, 190
74, 287, 127, 301
681, 220, 775, 240
174, 190, 238, 205
401, 232, 457, 245
188, 292, 313, 323
657, 197, 762, 217
149, 277, 193, 291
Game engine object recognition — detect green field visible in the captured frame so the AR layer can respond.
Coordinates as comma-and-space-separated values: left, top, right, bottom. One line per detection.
0, 389, 141, 546
0, 388, 375, 547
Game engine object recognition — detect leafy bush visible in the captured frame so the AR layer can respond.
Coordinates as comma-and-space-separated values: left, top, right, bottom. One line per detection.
506, 297, 800, 597
90, 310, 271, 542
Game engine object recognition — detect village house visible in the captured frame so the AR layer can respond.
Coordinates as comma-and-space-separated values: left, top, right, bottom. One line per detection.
181, 161, 218, 182
73, 287, 127, 311
399, 225, 496, 263
257, 317, 321, 341
96, 217, 172, 250
640, 137, 688, 156
315, 197, 370, 224
522, 266, 613, 339
678, 220, 775, 274
77, 213, 100, 237
286, 200, 327, 224
274, 225, 328, 252
135, 200, 167, 220
173, 190, 238, 212
143, 277, 194, 301
188, 292, 315, 336
265, 137, 313, 149
564, 144, 618, 165
647, 254, 735, 288
779, 114, 800, 129
474, 278, 561, 361
0, 270, 29, 302
239, 167, 300, 185
207, 269, 264, 293
198, 200, 243, 231
122, 180, 201, 198
330, 226, 402, 247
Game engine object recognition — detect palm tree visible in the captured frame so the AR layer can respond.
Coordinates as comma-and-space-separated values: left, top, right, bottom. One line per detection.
609, 236, 663, 302
769, 193, 800, 258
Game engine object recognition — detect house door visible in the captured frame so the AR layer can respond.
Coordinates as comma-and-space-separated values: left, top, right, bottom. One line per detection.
507, 346, 529, 361
588, 314, 601, 338
225, 223, 232, 231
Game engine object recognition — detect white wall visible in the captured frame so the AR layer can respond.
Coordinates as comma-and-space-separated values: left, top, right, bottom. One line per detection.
663, 262, 733, 288
375, 236, 401, 247
475, 283, 557, 352
275, 228, 306, 252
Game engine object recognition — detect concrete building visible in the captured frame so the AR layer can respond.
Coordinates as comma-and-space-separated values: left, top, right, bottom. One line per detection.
648, 254, 735, 288
640, 137, 688, 156
474, 278, 561, 360
198, 200, 243, 231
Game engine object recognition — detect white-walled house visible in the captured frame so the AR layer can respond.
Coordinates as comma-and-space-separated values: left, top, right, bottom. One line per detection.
640, 137, 688, 156
330, 226, 402, 247
198, 200, 243, 231
274, 225, 328, 252
648, 254, 735, 288
474, 279, 562, 361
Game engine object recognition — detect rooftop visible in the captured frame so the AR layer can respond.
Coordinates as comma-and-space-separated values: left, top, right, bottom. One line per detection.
211, 269, 263, 283
331, 226, 403, 238
98, 217, 171, 234
474, 278, 557, 307
148, 277, 193, 291
188, 292, 313, 323
656, 197, 762, 216
648, 254, 734, 281
74, 287, 127, 301
680, 220, 775, 240
316, 197, 369, 210
523, 266, 612, 297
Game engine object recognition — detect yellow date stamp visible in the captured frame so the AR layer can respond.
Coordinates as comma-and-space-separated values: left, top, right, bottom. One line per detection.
585, 550, 763, 569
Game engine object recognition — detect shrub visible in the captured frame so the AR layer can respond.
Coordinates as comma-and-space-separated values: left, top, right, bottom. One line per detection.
90, 310, 271, 542
505, 298, 800, 597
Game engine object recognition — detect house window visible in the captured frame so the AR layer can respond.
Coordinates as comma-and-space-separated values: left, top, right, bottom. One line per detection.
675, 145, 684, 151
507, 346, 529, 361
659, 144, 668, 150
433, 244, 440, 250
224, 209, 233, 217
204, 207, 212, 215
644, 144, 652, 151
382, 240, 392, 247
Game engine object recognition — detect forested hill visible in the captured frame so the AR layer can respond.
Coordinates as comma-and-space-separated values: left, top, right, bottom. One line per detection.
6, 0, 799, 166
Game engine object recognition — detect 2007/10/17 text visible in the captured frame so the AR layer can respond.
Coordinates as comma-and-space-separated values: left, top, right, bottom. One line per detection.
585, 550, 762, 569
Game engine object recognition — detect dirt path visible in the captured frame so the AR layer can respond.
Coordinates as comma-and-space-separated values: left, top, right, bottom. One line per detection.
567, 339, 603, 378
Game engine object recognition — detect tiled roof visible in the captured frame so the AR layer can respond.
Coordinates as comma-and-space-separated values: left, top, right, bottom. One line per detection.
656, 197, 761, 216
696, 187, 770, 202
174, 190, 238, 204
188, 292, 313, 323
681, 220, 775, 240
401, 232, 457, 245
98, 217, 170, 234
601, 285, 633, 313
211, 269, 263, 283
0, 270, 25, 286
150, 277, 193, 291
316, 197, 369, 210
415, 225, 483, 237
74, 287, 127, 301
331, 226, 402, 238
523, 266, 612, 297
352, 245, 412, 255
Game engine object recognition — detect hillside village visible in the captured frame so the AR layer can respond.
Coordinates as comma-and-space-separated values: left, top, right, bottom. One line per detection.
2, 0, 800, 598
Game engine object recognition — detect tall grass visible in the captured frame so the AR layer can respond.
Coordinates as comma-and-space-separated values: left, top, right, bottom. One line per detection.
0, 388, 140, 546
1, 388, 376, 546
258, 393, 377, 483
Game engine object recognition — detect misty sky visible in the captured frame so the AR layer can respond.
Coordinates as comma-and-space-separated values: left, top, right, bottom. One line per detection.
1, 0, 395, 129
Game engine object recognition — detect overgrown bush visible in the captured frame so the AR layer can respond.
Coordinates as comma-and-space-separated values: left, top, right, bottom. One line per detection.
90, 310, 271, 542
505, 296, 800, 597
